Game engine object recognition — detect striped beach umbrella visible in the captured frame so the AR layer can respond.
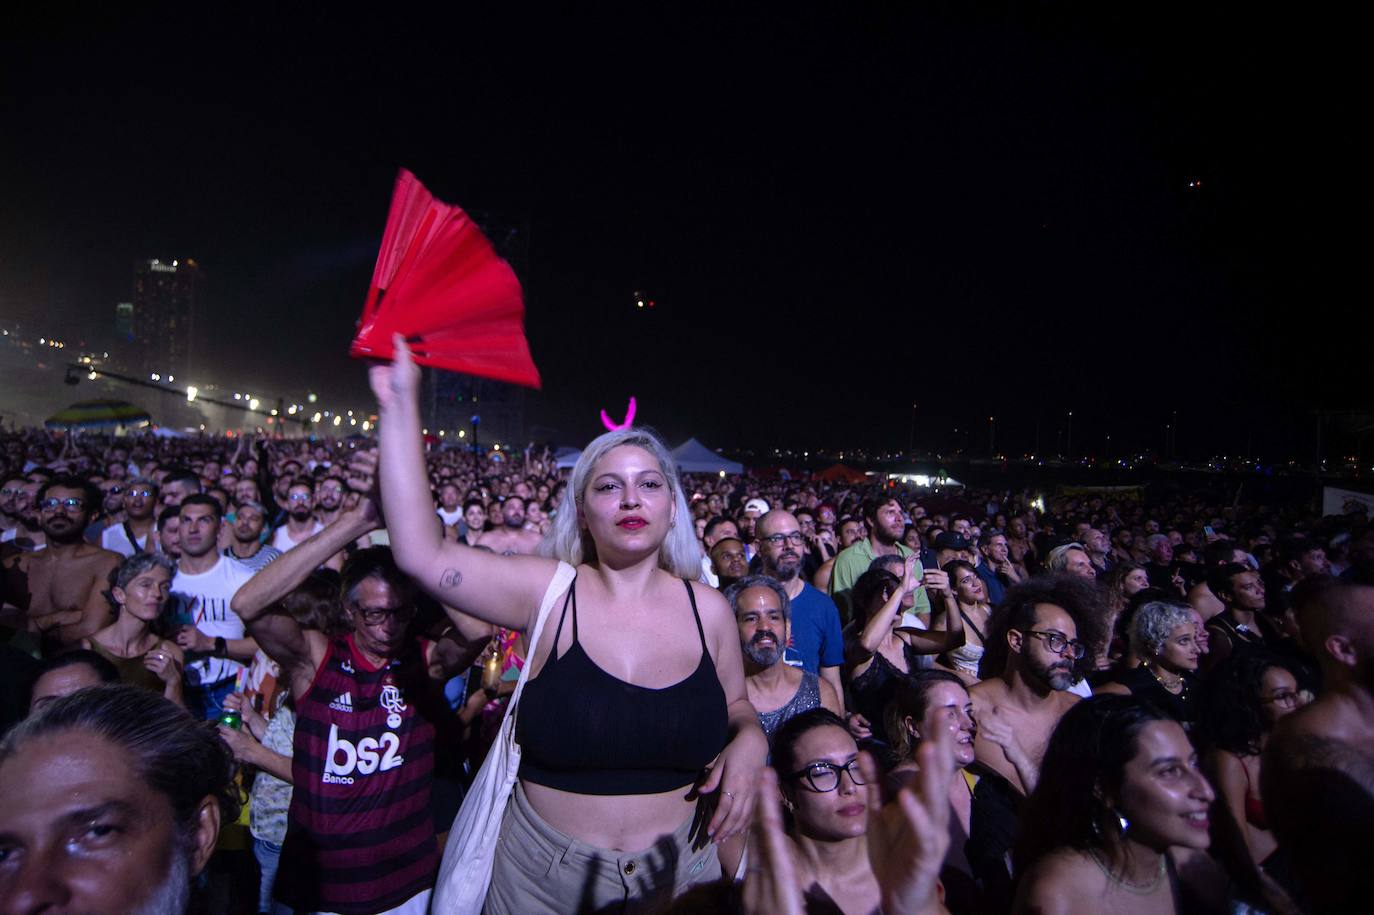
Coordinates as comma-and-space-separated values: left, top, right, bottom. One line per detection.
44, 399, 152, 430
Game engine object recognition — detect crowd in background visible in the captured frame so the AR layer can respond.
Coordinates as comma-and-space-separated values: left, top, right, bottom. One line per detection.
1, 397, 1372, 915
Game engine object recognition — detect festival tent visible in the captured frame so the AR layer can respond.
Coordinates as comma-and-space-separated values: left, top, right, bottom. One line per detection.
45, 400, 151, 432
670, 438, 743, 475
814, 463, 868, 484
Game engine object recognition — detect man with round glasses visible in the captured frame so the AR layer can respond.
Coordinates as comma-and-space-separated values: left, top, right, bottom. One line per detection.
970, 577, 1095, 798
3, 476, 122, 651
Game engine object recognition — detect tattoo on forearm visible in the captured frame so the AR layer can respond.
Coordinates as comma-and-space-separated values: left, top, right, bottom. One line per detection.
440, 568, 463, 589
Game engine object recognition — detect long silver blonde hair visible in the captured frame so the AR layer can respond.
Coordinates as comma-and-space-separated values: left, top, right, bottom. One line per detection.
539, 428, 702, 579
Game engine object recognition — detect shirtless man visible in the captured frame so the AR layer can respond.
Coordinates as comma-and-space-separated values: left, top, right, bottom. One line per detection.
476, 495, 541, 555
1264, 578, 1374, 914
728, 574, 841, 736
5, 477, 121, 649
969, 579, 1086, 796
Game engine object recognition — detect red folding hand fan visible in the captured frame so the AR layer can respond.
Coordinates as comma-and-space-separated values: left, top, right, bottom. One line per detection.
350, 169, 542, 388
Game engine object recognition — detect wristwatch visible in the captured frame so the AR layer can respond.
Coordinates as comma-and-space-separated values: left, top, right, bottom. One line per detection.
214, 636, 228, 658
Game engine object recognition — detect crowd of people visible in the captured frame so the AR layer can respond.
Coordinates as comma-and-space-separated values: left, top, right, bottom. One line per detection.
1, 344, 1372, 915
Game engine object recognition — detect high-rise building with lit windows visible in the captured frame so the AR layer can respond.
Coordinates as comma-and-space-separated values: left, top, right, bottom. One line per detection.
131, 258, 203, 379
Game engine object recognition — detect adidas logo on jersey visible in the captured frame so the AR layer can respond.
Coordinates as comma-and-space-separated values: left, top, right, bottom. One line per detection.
329, 691, 354, 713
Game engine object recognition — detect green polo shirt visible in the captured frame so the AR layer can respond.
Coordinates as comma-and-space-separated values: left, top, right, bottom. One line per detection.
828, 538, 930, 623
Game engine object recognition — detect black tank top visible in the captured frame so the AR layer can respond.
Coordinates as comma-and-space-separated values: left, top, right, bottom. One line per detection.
517, 576, 730, 795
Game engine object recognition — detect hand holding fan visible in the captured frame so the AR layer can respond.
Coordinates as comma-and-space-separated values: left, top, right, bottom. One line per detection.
350, 169, 541, 388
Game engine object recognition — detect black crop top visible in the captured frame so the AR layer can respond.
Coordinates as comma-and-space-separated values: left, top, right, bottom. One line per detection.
517, 576, 730, 795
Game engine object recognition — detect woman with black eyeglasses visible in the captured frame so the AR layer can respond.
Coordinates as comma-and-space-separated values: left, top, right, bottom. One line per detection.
768, 709, 883, 914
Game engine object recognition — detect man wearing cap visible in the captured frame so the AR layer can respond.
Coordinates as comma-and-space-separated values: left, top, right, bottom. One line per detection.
828, 496, 930, 623
932, 531, 975, 571
739, 497, 770, 560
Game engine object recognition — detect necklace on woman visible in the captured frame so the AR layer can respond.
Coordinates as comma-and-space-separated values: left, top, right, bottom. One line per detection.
1089, 847, 1166, 894
1148, 663, 1186, 696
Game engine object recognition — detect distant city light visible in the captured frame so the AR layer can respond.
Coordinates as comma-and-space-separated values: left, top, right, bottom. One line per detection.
311, 412, 322, 423
87, 371, 98, 381
287, 404, 297, 415
150, 373, 160, 381
234, 393, 242, 400
457, 430, 465, 438
167, 375, 174, 383
186, 385, 198, 403
248, 398, 260, 411
307, 393, 318, 403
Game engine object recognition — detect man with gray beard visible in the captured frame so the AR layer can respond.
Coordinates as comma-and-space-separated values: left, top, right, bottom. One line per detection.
726, 575, 840, 740
0, 684, 237, 914
755, 510, 847, 701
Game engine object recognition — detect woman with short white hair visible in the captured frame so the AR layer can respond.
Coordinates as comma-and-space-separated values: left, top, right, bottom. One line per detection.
370, 339, 766, 913
1097, 600, 1202, 728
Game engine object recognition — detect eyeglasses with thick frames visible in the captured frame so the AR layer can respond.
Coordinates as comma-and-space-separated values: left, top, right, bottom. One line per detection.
1020, 629, 1087, 660
785, 758, 867, 793
761, 531, 806, 547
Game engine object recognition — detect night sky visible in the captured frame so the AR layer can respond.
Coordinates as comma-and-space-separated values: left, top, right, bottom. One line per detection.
2, 6, 1363, 459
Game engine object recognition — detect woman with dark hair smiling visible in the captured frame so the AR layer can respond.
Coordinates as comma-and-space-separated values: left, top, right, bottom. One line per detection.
1013, 695, 1225, 914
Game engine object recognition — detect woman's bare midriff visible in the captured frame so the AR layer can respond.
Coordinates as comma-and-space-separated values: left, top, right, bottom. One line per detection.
521, 778, 702, 852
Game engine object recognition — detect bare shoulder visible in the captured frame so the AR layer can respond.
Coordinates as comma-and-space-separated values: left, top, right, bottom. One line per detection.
1015, 849, 1102, 914
1056, 689, 1083, 711
969, 677, 1007, 703
63, 543, 122, 571
689, 577, 732, 621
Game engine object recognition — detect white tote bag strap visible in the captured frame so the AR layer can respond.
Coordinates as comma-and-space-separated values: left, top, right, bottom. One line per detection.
432, 559, 578, 914
516, 563, 579, 697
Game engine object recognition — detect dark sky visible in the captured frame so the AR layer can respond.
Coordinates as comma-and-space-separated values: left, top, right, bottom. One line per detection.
2, 5, 1364, 459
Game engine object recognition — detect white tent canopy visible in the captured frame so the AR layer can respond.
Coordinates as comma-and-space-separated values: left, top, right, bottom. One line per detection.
670, 438, 743, 474
553, 446, 582, 470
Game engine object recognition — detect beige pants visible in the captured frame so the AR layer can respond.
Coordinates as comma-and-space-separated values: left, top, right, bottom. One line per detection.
483, 784, 721, 914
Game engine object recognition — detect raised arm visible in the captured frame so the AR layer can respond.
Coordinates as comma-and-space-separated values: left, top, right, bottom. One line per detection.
369, 336, 556, 630
897, 570, 965, 655
228, 509, 370, 693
